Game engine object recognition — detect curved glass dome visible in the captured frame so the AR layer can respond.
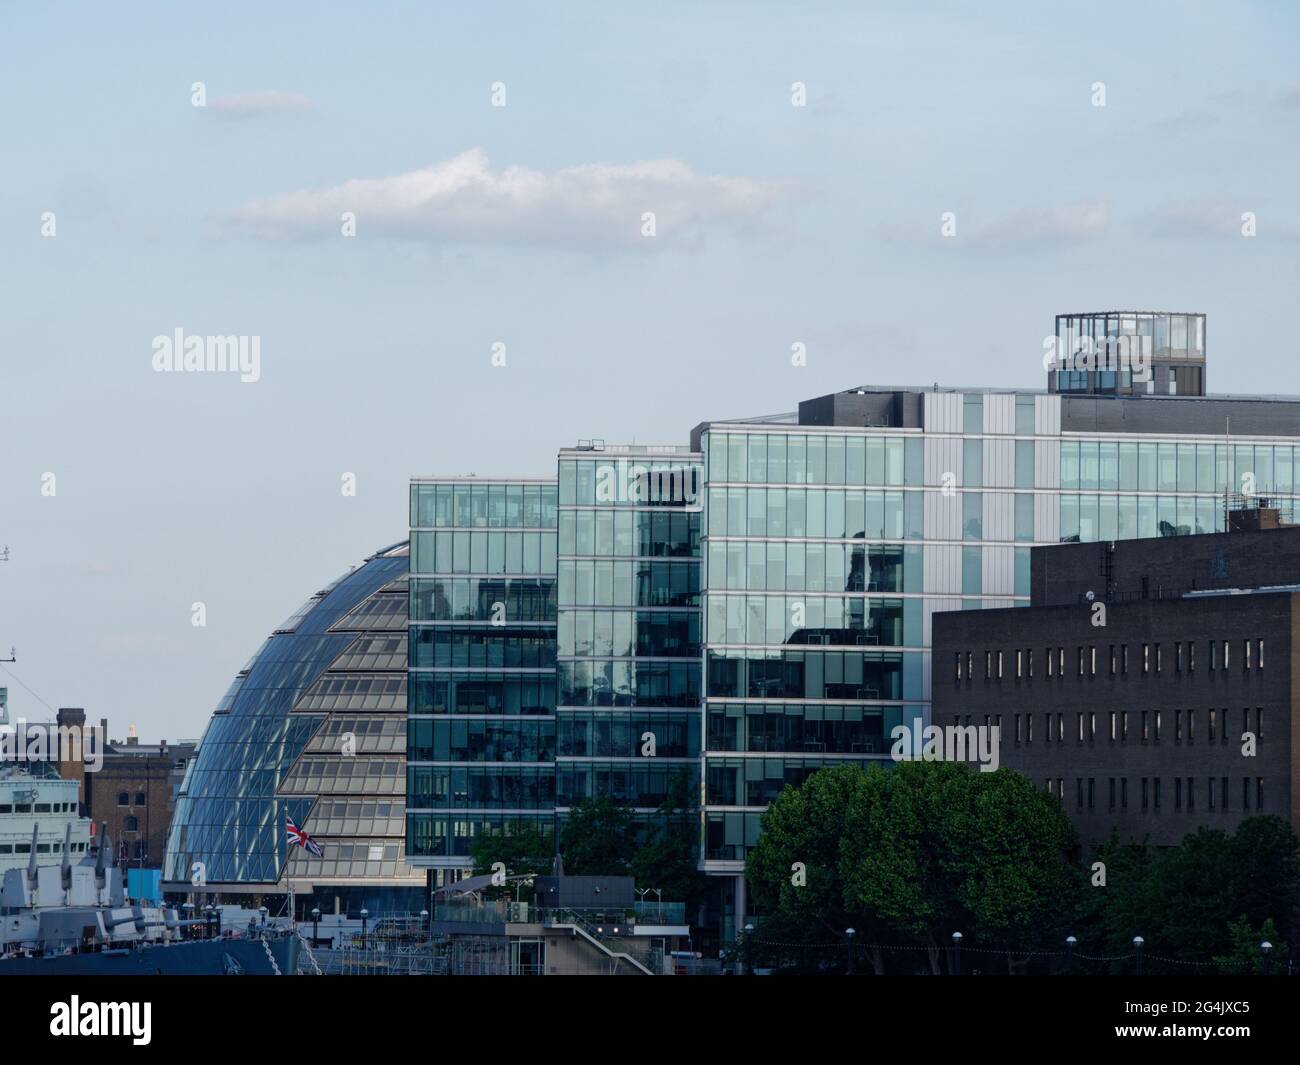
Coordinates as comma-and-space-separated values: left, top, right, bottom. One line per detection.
163, 542, 412, 893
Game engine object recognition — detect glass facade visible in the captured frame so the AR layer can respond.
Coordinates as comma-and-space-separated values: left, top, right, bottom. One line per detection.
163, 542, 421, 897
402, 367, 1300, 893
700, 429, 926, 865
556, 448, 703, 824
406, 479, 558, 872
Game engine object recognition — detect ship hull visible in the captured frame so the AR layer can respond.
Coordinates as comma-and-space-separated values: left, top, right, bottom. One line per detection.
0, 936, 299, 975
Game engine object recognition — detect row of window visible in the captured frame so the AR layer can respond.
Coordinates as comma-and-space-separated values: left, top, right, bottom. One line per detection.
706, 487, 917, 539
409, 673, 556, 716
705, 432, 920, 486
1049, 775, 1266, 814
707, 702, 893, 754
409, 627, 557, 669
956, 640, 1266, 681
410, 578, 557, 623
0, 801, 80, 814
705, 542, 914, 594
557, 660, 701, 708
559, 459, 703, 507
706, 594, 916, 648
1061, 494, 1230, 542
707, 650, 917, 702
407, 766, 555, 809
411, 531, 557, 576
0, 841, 90, 855
706, 757, 879, 807
558, 610, 700, 658
559, 508, 700, 558
407, 718, 556, 763
1002, 706, 1265, 745
558, 559, 700, 607
1060, 439, 1300, 495
411, 482, 558, 530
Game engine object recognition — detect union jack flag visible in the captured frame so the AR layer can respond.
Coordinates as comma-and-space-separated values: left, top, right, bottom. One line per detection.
286, 813, 324, 857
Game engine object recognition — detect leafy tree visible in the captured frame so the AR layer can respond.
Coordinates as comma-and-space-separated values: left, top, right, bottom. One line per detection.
560, 796, 635, 875
629, 768, 707, 913
469, 821, 554, 898
1213, 917, 1289, 975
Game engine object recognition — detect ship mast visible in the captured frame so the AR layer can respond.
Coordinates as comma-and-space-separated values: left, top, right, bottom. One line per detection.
1, 545, 13, 664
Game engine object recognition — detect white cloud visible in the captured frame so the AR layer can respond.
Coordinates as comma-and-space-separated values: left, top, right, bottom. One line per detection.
209, 91, 313, 118
230, 148, 788, 247
975, 200, 1109, 248
1142, 202, 1253, 239
878, 200, 1108, 251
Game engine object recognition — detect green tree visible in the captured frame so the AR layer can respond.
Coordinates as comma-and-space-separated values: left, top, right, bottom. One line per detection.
560, 796, 635, 875
469, 821, 554, 898
1213, 917, 1289, 975
630, 768, 707, 913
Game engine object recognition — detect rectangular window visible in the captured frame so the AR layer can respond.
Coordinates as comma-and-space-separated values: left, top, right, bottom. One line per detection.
1256, 778, 1264, 810
1175, 777, 1182, 810
1141, 711, 1149, 742
997, 650, 1003, 679
1015, 714, 1022, 743
1076, 713, 1084, 742
955, 652, 962, 680
1121, 778, 1128, 810
1016, 650, 1023, 678
1108, 778, 1116, 810
1187, 777, 1195, 811
1109, 711, 1117, 741
1142, 778, 1149, 811
1221, 777, 1229, 812
1121, 711, 1129, 742
1209, 708, 1217, 742
1087, 778, 1095, 809
1258, 639, 1264, 670
1089, 711, 1096, 741
1175, 641, 1182, 672
1154, 778, 1162, 811
1076, 779, 1084, 810
1154, 710, 1162, 741
1208, 777, 1216, 810
1188, 642, 1195, 672
1142, 643, 1149, 673
1187, 709, 1194, 744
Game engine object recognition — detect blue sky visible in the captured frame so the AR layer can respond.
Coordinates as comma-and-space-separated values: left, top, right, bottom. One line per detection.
1, 1, 1297, 739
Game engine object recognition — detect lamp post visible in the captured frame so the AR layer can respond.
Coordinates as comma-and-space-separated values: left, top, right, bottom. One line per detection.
846, 928, 856, 975
743, 922, 755, 976
1261, 940, 1274, 976
258, 905, 268, 938
203, 904, 213, 939
1132, 936, 1145, 976
360, 908, 369, 950
951, 931, 963, 976
1065, 935, 1077, 973
311, 906, 321, 945
182, 901, 194, 939
419, 909, 429, 936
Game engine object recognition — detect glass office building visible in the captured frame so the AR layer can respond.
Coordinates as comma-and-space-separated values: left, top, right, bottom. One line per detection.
163, 542, 423, 915
406, 478, 559, 880
406, 313, 1300, 932
555, 447, 703, 821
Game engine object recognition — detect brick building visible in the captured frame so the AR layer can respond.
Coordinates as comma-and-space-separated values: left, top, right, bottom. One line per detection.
55, 708, 195, 869
931, 513, 1296, 846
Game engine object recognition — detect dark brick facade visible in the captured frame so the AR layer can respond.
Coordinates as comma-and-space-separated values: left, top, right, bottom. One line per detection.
932, 527, 1299, 847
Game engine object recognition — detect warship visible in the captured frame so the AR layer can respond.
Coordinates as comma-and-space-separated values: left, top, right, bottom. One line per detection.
0, 821, 299, 975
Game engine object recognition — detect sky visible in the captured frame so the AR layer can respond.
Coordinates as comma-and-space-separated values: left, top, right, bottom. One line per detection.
1, 1, 1297, 741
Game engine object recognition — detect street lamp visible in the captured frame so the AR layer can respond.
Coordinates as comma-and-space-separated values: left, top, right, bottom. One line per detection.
1132, 936, 1145, 975
1261, 940, 1274, 975
1065, 935, 1077, 972
743, 922, 755, 977
311, 907, 321, 944
360, 908, 369, 950
846, 927, 856, 976
182, 901, 194, 938
419, 909, 429, 935
951, 931, 963, 976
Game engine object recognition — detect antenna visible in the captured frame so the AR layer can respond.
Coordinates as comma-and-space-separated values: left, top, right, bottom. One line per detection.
0, 546, 11, 663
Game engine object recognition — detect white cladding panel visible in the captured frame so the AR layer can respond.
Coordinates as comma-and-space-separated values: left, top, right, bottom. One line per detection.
924, 392, 962, 434
924, 437, 962, 488
923, 544, 962, 595
924, 487, 961, 540
984, 492, 1014, 542
1035, 394, 1061, 436
982, 544, 1014, 596
1035, 491, 1060, 543
1035, 439, 1061, 489
984, 438, 1015, 488
983, 394, 1015, 435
